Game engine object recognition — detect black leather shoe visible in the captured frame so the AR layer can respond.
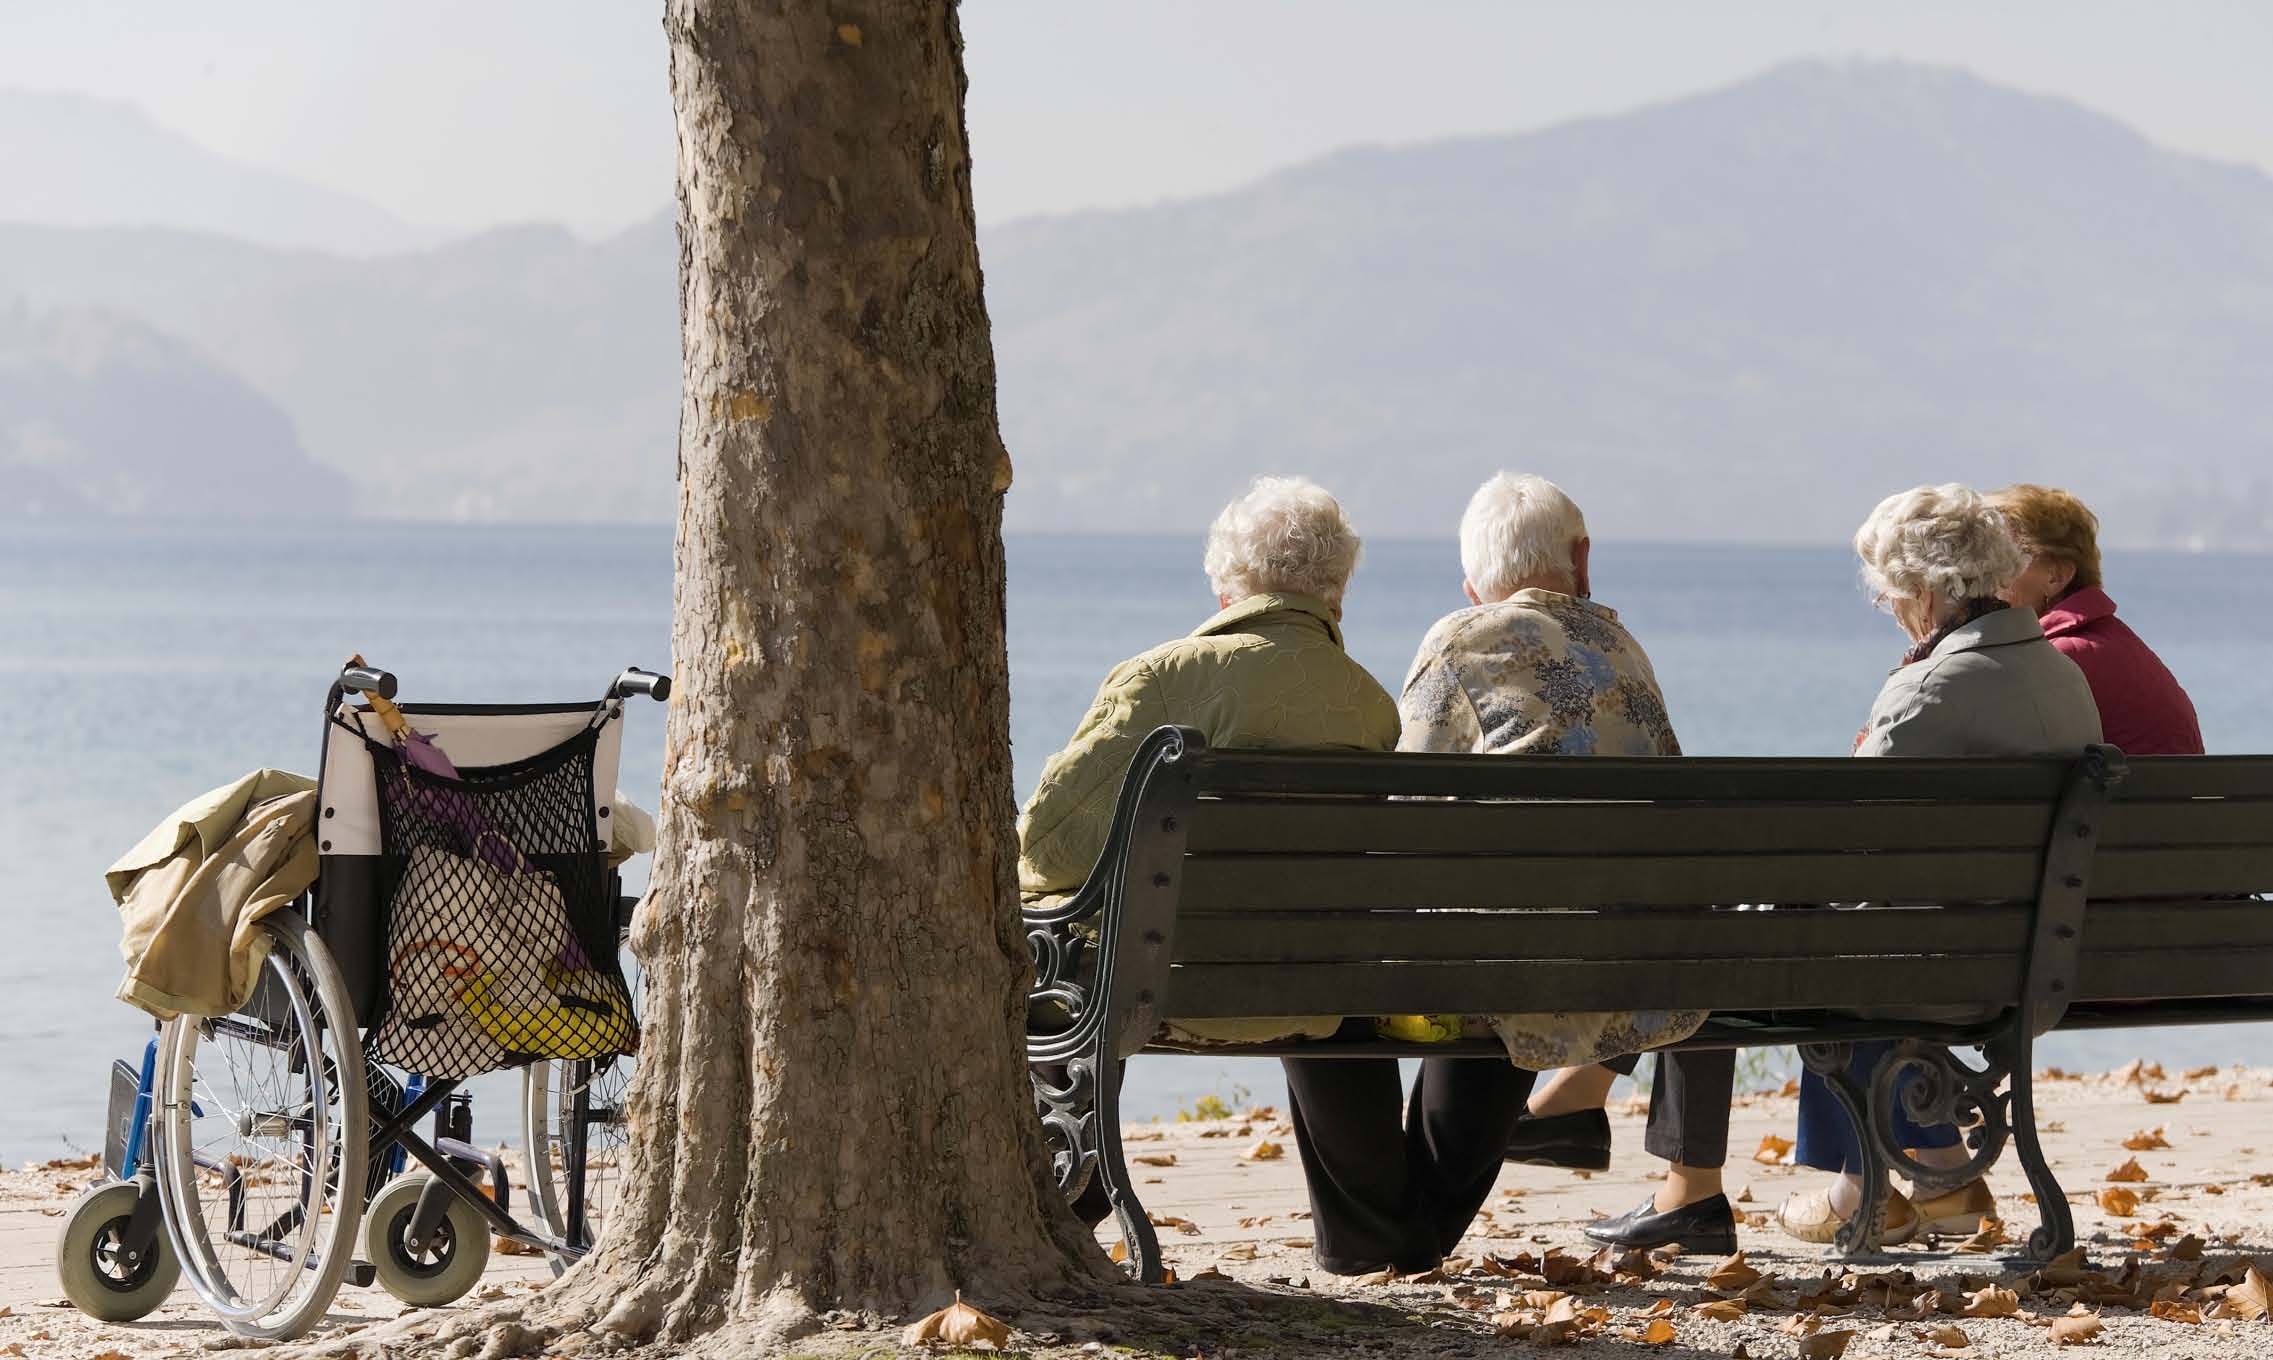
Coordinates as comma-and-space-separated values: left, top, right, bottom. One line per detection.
1502, 1107, 1612, 1170
1582, 1193, 1737, 1254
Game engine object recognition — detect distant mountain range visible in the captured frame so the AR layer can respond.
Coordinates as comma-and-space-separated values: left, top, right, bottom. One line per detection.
0, 88, 435, 255
3, 61, 2270, 546
0, 305, 347, 516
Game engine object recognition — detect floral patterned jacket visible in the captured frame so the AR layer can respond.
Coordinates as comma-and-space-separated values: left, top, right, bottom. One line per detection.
1397, 589, 1706, 1069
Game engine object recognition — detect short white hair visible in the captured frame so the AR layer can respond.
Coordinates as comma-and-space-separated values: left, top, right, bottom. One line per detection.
1853, 483, 2027, 610
1459, 473, 1587, 601
1203, 476, 1363, 603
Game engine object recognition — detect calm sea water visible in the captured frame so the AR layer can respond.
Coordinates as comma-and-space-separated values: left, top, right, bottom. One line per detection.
2, 518, 2268, 1156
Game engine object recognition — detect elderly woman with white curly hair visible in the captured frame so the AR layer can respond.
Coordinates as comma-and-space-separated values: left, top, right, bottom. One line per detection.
1777, 483, 2102, 1249
1017, 475, 1397, 905
1019, 475, 1420, 1265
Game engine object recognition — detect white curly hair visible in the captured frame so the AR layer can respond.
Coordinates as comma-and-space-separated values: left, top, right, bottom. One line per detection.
1203, 476, 1364, 604
1853, 483, 2028, 610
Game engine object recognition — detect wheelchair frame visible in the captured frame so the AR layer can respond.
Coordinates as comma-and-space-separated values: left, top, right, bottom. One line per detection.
58, 661, 666, 1339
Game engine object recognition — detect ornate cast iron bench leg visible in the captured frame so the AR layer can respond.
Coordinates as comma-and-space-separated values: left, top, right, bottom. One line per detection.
1986, 1027, 2073, 1261
1029, 1052, 1163, 1282
1799, 1041, 1893, 1257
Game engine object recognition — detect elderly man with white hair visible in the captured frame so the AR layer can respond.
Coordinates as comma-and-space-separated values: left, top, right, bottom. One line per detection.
1397, 473, 1739, 1254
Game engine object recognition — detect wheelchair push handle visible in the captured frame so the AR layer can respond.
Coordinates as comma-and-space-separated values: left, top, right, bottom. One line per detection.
611, 667, 671, 702
339, 659, 398, 700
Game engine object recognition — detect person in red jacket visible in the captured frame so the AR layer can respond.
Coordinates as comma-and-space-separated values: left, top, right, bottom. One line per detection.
1988, 484, 2204, 756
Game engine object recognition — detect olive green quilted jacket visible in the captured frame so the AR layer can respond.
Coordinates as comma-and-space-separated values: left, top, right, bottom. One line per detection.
1017, 592, 1400, 902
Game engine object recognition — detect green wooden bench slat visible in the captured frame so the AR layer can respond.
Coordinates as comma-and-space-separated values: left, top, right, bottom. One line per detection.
2111, 756, 2273, 801
2077, 948, 2273, 1002
1185, 797, 2273, 857
1160, 956, 2021, 1016
2087, 846, 2273, 898
2080, 898, 2273, 951
1179, 849, 2046, 911
1185, 800, 2055, 856
1172, 903, 2033, 964
1194, 750, 2077, 802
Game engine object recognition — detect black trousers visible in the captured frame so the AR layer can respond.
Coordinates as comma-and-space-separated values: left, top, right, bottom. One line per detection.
1601, 1048, 1736, 1168
1281, 1056, 1535, 1274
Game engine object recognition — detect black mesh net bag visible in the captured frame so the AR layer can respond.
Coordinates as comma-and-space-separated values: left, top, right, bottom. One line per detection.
364, 724, 637, 1079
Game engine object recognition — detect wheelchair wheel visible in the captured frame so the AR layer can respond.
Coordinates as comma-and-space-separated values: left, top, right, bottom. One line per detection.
520, 1051, 634, 1273
152, 912, 367, 1340
56, 1180, 180, 1322
364, 1173, 492, 1306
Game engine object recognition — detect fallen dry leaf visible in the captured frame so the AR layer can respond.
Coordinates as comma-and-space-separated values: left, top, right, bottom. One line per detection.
1108, 1241, 1127, 1263
2151, 1298, 2204, 1323
1693, 1298, 1748, 1321
88, 1351, 131, 1360
1754, 1133, 1795, 1164
1956, 1217, 2008, 1252
2144, 1089, 2187, 1105
1707, 1250, 1765, 1293
2050, 1313, 2105, 1345
2167, 1233, 2206, 1261
1797, 1330, 1854, 1358
1925, 1324, 1970, 1348
902, 1292, 1011, 1349
1132, 1153, 1177, 1167
2098, 1187, 2140, 1216
1963, 1285, 2022, 1317
2105, 1156, 2150, 1183
2122, 1127, 2171, 1150
1625, 1317, 1677, 1346
1244, 1139, 1285, 1161
1736, 1185, 1754, 1202
2184, 1064, 2219, 1080
1783, 1314, 1825, 1337
2210, 1264, 2271, 1320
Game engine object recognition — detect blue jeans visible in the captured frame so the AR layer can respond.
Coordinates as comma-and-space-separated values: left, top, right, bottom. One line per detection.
1794, 1041, 1959, 1175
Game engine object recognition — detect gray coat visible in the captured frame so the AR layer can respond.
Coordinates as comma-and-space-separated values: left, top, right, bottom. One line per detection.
1857, 605, 2103, 758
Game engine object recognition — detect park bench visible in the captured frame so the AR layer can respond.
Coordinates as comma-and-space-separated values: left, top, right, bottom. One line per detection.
1025, 725, 2273, 1280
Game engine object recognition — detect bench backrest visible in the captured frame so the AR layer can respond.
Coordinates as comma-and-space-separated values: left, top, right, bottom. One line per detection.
1042, 727, 2273, 1058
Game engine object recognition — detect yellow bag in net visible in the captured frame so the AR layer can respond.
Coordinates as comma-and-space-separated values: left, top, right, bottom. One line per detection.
462, 961, 636, 1060
1374, 1013, 1464, 1043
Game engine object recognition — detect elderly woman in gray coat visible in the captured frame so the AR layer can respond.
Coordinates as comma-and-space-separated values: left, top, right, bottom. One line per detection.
1776, 484, 2102, 1250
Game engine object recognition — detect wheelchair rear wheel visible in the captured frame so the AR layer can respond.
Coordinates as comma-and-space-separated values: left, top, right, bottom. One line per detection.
520, 1051, 634, 1274
152, 912, 368, 1340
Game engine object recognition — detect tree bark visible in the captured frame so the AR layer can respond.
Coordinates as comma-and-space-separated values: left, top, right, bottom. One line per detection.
555, 0, 1103, 1346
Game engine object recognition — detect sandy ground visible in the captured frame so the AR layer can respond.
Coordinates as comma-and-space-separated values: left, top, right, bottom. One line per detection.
5, 1061, 2271, 1357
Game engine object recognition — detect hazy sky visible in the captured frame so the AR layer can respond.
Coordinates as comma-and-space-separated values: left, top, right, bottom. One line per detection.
6, 1, 2270, 238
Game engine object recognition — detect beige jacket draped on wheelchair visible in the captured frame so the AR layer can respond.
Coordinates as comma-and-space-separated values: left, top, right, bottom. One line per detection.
106, 767, 321, 1020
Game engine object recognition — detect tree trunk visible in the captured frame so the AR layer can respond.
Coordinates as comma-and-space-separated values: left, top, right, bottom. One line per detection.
556, 0, 1103, 1346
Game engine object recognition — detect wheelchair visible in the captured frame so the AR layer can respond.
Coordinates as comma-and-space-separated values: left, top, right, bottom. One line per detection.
57, 661, 666, 1338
